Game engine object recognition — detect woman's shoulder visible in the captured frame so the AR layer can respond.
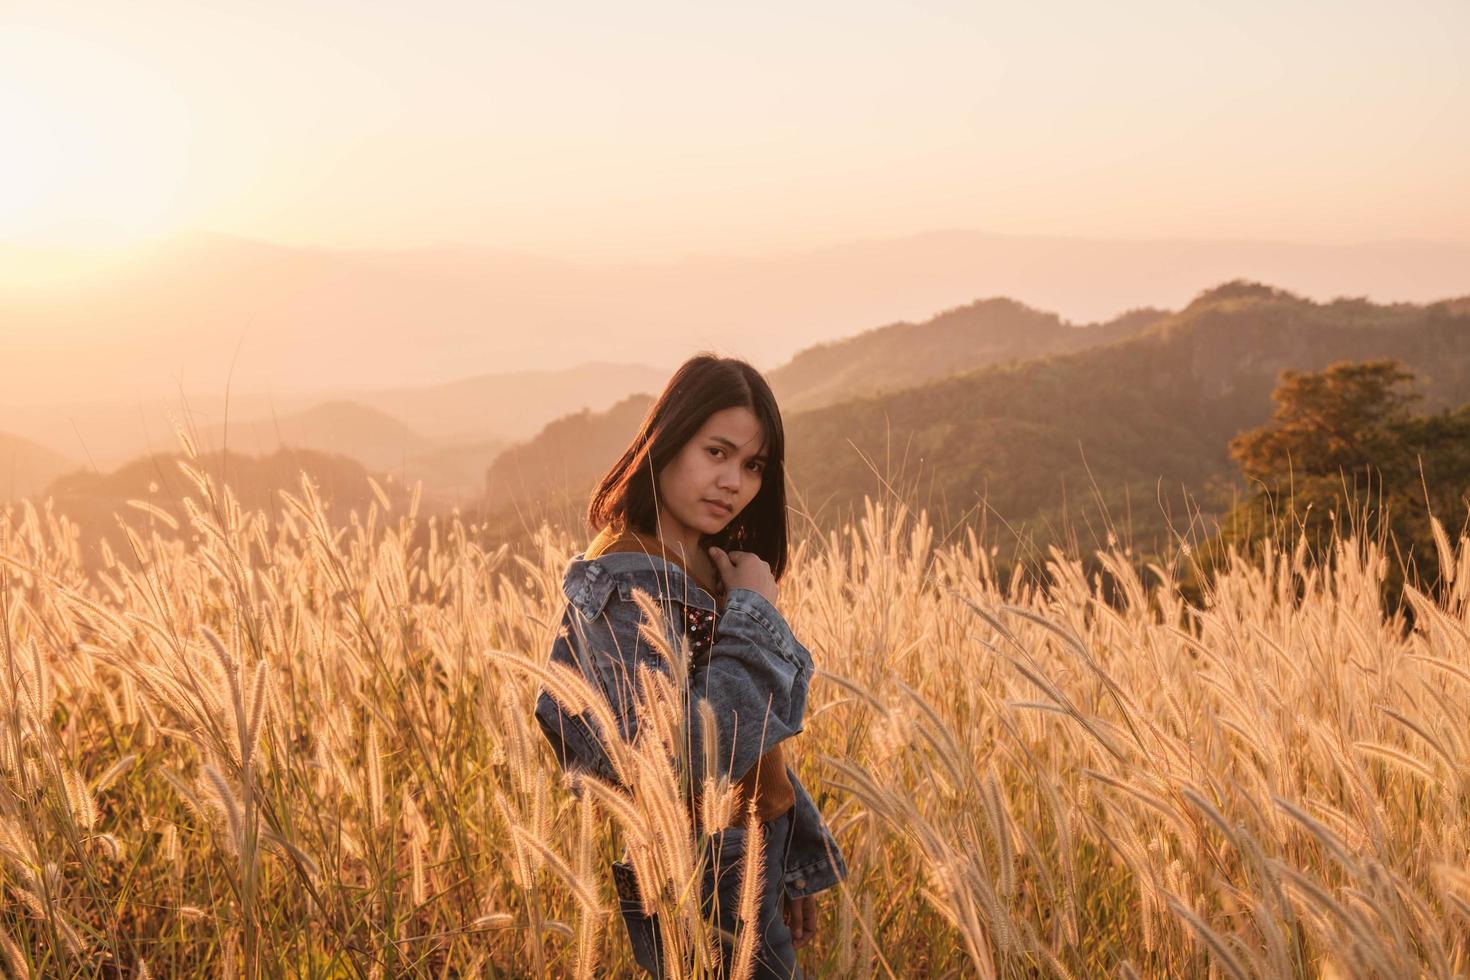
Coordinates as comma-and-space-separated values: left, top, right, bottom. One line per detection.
562, 550, 720, 621
560, 553, 810, 671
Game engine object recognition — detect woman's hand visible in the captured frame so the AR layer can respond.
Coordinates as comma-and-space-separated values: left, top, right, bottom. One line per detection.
707, 547, 778, 606
782, 893, 818, 948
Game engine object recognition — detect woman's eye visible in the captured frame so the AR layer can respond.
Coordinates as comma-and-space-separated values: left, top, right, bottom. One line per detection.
707, 447, 724, 459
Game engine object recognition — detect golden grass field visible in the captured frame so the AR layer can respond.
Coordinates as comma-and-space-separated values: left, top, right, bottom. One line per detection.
2, 454, 1469, 978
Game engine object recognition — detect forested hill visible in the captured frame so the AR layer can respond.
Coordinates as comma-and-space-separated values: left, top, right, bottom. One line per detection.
782, 282, 1470, 551
768, 299, 1167, 413
472, 282, 1470, 555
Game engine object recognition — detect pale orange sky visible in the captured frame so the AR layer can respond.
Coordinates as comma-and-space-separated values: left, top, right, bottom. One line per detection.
2, 0, 1468, 259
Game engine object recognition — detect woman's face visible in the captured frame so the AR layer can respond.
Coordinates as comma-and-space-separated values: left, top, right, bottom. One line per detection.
656, 406, 768, 539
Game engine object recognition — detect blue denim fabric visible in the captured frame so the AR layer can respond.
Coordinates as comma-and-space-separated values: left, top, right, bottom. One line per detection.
534, 549, 847, 900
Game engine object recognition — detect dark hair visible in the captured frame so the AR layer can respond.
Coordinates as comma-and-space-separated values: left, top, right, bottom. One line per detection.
587, 354, 789, 580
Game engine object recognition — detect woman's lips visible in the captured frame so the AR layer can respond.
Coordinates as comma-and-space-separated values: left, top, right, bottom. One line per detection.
704, 499, 733, 515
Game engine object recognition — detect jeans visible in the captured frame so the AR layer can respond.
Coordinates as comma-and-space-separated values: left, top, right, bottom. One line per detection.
614, 808, 803, 979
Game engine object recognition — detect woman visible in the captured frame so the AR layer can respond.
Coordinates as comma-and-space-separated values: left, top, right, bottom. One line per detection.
534, 354, 846, 978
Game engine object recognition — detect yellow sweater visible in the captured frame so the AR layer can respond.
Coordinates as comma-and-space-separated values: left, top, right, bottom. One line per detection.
585, 524, 796, 825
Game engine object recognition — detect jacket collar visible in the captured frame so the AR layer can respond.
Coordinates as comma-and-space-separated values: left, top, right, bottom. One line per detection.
583, 524, 721, 597
566, 526, 721, 615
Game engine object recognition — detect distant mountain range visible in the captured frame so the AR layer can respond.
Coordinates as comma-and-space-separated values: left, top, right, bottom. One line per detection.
471, 282, 1470, 555
201, 400, 433, 471
320, 361, 670, 444
0, 361, 667, 503
4, 229, 1469, 408
189, 399, 505, 504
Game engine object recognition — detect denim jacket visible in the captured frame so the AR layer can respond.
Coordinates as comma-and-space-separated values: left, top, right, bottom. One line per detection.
534, 548, 847, 898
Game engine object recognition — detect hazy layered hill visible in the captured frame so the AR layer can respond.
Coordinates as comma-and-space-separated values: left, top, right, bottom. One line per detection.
484, 394, 656, 516
1, 360, 665, 477
1, 431, 75, 502
327, 362, 670, 444
784, 282, 1470, 549
200, 400, 433, 471
470, 282, 1470, 554
36, 448, 412, 567
769, 299, 1167, 412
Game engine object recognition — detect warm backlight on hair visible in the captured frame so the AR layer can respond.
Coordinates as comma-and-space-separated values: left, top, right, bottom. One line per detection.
0, 26, 190, 247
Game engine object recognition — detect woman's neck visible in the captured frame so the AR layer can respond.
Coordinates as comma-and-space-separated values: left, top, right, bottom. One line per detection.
652, 512, 721, 598
652, 508, 702, 571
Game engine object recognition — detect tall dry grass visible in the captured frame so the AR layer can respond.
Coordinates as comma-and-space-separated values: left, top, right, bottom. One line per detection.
0, 443, 1468, 977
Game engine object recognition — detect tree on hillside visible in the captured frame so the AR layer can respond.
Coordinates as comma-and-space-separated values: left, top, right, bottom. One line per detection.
1215, 358, 1470, 602
1227, 360, 1419, 485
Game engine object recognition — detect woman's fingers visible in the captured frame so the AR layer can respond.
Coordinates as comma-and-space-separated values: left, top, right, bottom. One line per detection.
783, 895, 802, 945
708, 546, 733, 577
786, 894, 816, 948
710, 547, 778, 604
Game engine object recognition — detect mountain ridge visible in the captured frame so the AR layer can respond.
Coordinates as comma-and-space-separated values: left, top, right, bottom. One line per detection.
769, 297, 1169, 412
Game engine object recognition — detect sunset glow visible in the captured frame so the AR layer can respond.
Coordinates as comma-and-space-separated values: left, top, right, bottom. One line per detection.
0, 25, 190, 246
2, 2, 1467, 260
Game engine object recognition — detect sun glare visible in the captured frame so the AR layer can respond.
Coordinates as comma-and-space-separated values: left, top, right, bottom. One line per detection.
0, 26, 191, 248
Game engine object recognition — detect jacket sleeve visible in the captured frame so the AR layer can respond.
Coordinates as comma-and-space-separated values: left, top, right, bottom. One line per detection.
686, 587, 813, 788
534, 601, 625, 786
781, 767, 848, 898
